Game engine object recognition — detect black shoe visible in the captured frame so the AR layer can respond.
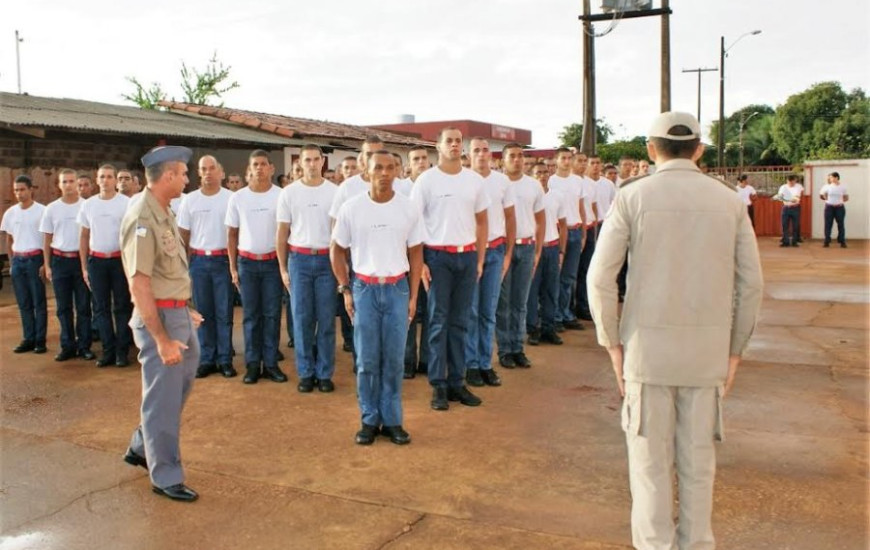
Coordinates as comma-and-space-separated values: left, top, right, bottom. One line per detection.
499, 354, 517, 369
447, 385, 482, 407
196, 364, 216, 378
33, 344, 47, 354
342, 340, 353, 353
355, 423, 379, 445
403, 364, 416, 379
480, 369, 502, 386
287, 338, 294, 349
527, 328, 540, 346
563, 319, 584, 330
540, 331, 563, 345
297, 376, 315, 393
54, 348, 77, 362
797, 238, 804, 243
13, 341, 34, 353
219, 363, 237, 378
318, 378, 335, 392
263, 365, 288, 383
242, 363, 261, 384
416, 362, 428, 374
466, 368, 484, 387
78, 349, 96, 360
841, 242, 848, 248
554, 322, 565, 333
779, 242, 789, 247
123, 448, 148, 470
791, 242, 799, 247
577, 311, 594, 321
513, 352, 532, 368
276, 350, 285, 361
823, 241, 830, 248
430, 387, 449, 411
96, 357, 114, 368
381, 425, 411, 445
116, 357, 130, 367
152, 483, 198, 502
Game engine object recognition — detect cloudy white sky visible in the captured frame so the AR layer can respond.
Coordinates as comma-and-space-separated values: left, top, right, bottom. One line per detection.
2, 0, 869, 147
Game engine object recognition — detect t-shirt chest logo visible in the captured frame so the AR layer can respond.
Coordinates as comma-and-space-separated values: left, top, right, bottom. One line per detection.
370, 223, 390, 231
161, 228, 179, 256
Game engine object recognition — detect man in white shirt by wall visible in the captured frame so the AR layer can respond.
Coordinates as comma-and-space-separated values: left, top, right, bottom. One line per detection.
819, 171, 849, 248
778, 175, 804, 247
736, 174, 758, 228
576, 156, 604, 321
404, 145, 433, 379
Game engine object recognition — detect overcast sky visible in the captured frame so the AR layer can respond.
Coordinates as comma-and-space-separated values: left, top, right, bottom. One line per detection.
2, 0, 868, 147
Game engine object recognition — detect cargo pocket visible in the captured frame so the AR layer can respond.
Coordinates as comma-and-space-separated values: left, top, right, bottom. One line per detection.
714, 385, 725, 442
621, 383, 642, 436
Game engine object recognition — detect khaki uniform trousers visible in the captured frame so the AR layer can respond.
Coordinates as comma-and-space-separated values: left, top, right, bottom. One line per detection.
622, 381, 724, 550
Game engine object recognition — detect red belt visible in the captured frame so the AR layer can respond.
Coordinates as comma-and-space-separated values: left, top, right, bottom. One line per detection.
544, 239, 559, 248
190, 248, 228, 256
426, 243, 476, 253
487, 237, 505, 249
13, 249, 42, 258
567, 223, 582, 230
290, 246, 329, 256
585, 222, 597, 229
52, 249, 80, 258
515, 238, 534, 245
238, 250, 277, 261
355, 273, 407, 285
155, 299, 187, 309
90, 251, 122, 259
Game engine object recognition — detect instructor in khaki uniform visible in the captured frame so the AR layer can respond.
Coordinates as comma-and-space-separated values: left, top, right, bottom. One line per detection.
588, 112, 763, 549
120, 146, 203, 502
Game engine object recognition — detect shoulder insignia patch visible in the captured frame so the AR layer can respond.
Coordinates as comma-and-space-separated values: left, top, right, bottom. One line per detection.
136, 226, 147, 238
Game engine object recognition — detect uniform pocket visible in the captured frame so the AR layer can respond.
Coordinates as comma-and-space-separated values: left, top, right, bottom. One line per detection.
714, 385, 726, 442
621, 383, 642, 435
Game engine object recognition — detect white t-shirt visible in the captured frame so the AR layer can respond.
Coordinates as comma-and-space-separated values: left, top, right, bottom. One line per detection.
276, 180, 337, 248
40, 198, 84, 252
170, 195, 183, 216
542, 188, 569, 243
1, 202, 46, 252
394, 178, 413, 197
580, 177, 598, 225
332, 192, 425, 277
778, 183, 803, 205
508, 175, 545, 240
329, 174, 368, 219
595, 177, 617, 220
77, 193, 129, 253
736, 185, 757, 206
177, 187, 233, 250
548, 173, 585, 226
411, 167, 489, 246
479, 171, 515, 242
820, 183, 848, 206
225, 185, 281, 254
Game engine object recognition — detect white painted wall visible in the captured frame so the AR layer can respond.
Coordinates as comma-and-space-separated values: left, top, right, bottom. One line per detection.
805, 159, 869, 240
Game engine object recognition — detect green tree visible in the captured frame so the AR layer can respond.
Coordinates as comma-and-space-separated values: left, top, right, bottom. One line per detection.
598, 136, 648, 164
122, 51, 240, 109
122, 77, 167, 110
709, 104, 783, 167
559, 120, 613, 149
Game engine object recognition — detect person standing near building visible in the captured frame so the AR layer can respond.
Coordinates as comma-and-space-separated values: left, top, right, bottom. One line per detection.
177, 155, 236, 379
120, 145, 203, 503
226, 173, 244, 192
464, 137, 515, 388
331, 150, 424, 445
778, 175, 803, 247
819, 171, 849, 248
40, 169, 94, 361
277, 144, 339, 393
495, 144, 545, 369
1, 175, 47, 354
404, 145, 433, 379
117, 170, 137, 198
576, 156, 604, 321
78, 164, 133, 367
226, 150, 286, 384
77, 173, 95, 199
411, 127, 489, 411
736, 174, 758, 227
588, 112, 763, 549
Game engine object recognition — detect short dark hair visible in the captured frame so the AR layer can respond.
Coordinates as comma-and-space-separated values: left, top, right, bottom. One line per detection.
367, 149, 395, 168
787, 175, 799, 182
737, 174, 748, 182
14, 174, 33, 187
300, 143, 323, 156
363, 135, 384, 146
248, 149, 271, 163
532, 162, 548, 171
829, 171, 840, 179
408, 146, 428, 156
342, 156, 357, 163
97, 163, 117, 175
502, 142, 524, 155
555, 147, 573, 157
648, 125, 699, 158
437, 126, 461, 143
145, 162, 175, 183
76, 172, 92, 182
58, 168, 77, 180
228, 173, 241, 179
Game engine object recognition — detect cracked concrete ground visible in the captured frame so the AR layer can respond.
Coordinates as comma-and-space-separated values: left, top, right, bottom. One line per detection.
0, 238, 867, 549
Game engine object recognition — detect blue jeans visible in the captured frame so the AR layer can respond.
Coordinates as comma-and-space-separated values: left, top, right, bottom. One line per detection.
238, 257, 282, 366
576, 225, 597, 315
404, 286, 429, 367
424, 248, 477, 389
190, 254, 233, 365
50, 255, 91, 352
527, 246, 560, 332
11, 255, 47, 345
289, 252, 336, 379
87, 256, 132, 360
465, 244, 505, 370
353, 277, 409, 427
781, 206, 801, 245
823, 205, 846, 244
495, 243, 535, 356
557, 228, 583, 323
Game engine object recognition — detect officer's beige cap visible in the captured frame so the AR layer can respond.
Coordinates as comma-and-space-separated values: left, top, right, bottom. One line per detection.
648, 111, 702, 141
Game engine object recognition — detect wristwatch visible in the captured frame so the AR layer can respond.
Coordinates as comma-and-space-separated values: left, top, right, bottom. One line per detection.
337, 284, 351, 295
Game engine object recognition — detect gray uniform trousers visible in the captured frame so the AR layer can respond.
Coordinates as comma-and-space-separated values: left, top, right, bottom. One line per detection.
128, 307, 199, 488
622, 382, 724, 550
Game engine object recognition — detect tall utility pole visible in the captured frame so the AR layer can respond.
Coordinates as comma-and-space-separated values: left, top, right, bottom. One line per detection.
581, 0, 596, 155
15, 30, 24, 94
660, 0, 671, 112
681, 67, 717, 122
718, 30, 762, 171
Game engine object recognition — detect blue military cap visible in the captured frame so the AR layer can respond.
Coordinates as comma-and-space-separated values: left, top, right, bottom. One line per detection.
141, 145, 193, 168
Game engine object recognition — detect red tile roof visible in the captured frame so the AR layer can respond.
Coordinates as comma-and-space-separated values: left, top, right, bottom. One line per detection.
158, 101, 434, 148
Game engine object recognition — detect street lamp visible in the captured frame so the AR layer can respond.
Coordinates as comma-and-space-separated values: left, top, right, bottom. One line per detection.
738, 111, 761, 173
718, 29, 761, 173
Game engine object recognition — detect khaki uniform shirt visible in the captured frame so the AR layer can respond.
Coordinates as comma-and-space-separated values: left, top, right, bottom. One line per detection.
587, 159, 763, 387
120, 189, 191, 300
